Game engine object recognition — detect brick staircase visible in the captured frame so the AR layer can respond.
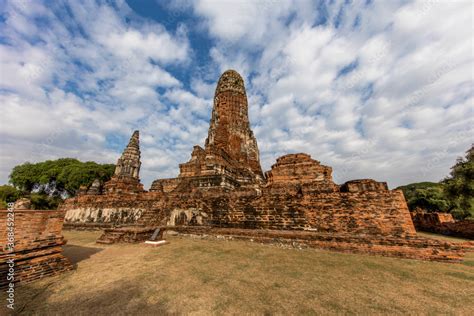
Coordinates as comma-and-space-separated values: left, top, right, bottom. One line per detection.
96, 230, 126, 244
96, 226, 159, 244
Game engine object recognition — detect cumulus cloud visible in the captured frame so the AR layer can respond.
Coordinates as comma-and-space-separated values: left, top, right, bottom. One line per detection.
0, 0, 472, 189
191, 0, 473, 187
0, 0, 201, 186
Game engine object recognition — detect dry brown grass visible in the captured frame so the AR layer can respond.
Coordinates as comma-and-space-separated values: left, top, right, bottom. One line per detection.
1, 230, 473, 315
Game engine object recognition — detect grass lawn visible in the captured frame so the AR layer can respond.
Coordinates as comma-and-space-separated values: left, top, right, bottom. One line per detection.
2, 230, 473, 315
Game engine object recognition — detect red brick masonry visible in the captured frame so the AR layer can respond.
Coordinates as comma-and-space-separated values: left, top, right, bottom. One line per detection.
0, 210, 72, 288
411, 211, 474, 239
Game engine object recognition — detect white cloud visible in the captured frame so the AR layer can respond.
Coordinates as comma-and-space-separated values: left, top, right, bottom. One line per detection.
0, 0, 202, 188
192, 0, 473, 187
193, 0, 294, 44
0, 0, 472, 191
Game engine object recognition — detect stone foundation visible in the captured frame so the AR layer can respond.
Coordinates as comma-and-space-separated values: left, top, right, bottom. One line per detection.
95, 226, 472, 262
0, 210, 72, 288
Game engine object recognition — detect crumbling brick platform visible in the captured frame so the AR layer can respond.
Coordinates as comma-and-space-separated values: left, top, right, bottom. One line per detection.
96, 226, 157, 244
95, 225, 472, 262
169, 226, 472, 263
0, 210, 72, 288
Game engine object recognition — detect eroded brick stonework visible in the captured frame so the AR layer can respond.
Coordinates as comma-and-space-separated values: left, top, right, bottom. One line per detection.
340, 179, 389, 192
411, 210, 474, 239
60, 69, 471, 261
206, 70, 262, 178
0, 210, 72, 288
265, 153, 333, 185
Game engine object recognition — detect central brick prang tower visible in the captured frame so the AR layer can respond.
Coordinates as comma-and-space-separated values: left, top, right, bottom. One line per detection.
205, 70, 262, 177
153, 69, 264, 191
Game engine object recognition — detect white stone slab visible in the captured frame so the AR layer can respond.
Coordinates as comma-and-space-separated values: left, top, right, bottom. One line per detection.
144, 240, 167, 246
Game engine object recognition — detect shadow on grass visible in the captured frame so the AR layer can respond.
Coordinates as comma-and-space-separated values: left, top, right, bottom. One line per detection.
13, 280, 171, 315
62, 245, 103, 267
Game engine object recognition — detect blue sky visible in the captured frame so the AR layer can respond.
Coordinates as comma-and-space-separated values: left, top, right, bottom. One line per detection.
0, 0, 472, 188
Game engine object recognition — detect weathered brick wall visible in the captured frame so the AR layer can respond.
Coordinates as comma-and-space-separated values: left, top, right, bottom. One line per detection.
411, 211, 474, 239
0, 210, 72, 288
438, 221, 474, 239
340, 179, 389, 192
60, 192, 167, 229
62, 178, 415, 239
160, 188, 415, 237
411, 211, 454, 225
150, 178, 181, 193
302, 190, 415, 236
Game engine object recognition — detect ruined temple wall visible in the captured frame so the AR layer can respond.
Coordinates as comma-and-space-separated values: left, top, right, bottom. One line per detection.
301, 190, 415, 237
64, 207, 144, 225
150, 178, 181, 193
340, 179, 389, 192
0, 210, 65, 250
60, 192, 166, 228
165, 226, 469, 262
411, 211, 455, 226
0, 210, 72, 287
411, 211, 474, 239
61, 184, 415, 237
162, 189, 416, 237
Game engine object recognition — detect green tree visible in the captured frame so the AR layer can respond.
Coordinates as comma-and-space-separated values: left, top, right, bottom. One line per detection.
9, 158, 115, 196
443, 145, 474, 219
4, 158, 115, 210
0, 185, 22, 209
396, 182, 451, 212
29, 193, 62, 210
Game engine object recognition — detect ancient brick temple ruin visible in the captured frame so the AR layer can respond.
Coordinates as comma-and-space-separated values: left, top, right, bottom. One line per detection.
61, 70, 472, 262
104, 130, 144, 194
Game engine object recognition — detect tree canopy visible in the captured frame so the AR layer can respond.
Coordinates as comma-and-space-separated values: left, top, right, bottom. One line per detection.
0, 185, 64, 210
1, 158, 115, 210
442, 145, 473, 219
396, 182, 450, 212
0, 185, 21, 208
397, 144, 473, 220
9, 158, 115, 197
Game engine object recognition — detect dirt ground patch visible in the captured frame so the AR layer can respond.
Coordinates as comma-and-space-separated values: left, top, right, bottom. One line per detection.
1, 230, 473, 315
